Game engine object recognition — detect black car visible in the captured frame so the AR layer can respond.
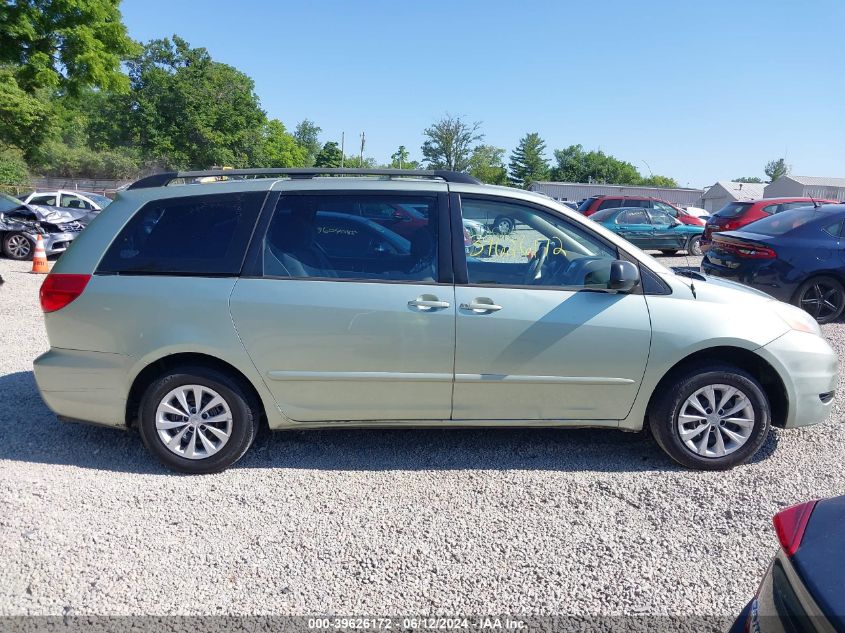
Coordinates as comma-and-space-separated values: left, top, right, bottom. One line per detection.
702, 204, 845, 323
730, 495, 845, 632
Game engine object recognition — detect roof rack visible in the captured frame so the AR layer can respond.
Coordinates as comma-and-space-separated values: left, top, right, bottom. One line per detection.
126, 168, 481, 190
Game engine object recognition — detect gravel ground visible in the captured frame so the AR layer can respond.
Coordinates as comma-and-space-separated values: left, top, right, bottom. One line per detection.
1, 253, 844, 625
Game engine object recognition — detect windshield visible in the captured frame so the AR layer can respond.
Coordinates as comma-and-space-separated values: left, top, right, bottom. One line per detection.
0, 192, 22, 213
743, 207, 833, 236
714, 202, 752, 218
86, 193, 113, 207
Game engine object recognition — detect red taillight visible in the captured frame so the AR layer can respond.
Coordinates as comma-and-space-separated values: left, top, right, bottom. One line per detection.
722, 220, 742, 231
712, 239, 776, 259
39, 273, 91, 313
773, 500, 818, 557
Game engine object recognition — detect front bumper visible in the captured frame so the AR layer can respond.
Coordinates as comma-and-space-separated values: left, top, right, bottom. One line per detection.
757, 329, 838, 428
33, 347, 133, 427
40, 231, 78, 256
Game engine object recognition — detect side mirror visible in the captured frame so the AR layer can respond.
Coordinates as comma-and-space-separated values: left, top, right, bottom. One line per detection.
391, 210, 408, 221
608, 260, 640, 292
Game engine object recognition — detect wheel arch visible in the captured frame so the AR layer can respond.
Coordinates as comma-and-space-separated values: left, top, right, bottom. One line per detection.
645, 346, 788, 428
789, 271, 845, 304
125, 352, 267, 429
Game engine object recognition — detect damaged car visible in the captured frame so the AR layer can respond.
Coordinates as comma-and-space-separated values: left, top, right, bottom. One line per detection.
0, 193, 92, 260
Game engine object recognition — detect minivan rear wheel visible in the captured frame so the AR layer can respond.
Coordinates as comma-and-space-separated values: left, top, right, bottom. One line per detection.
138, 366, 259, 474
649, 364, 770, 470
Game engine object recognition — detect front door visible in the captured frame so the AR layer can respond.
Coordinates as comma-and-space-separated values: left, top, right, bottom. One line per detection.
454, 196, 652, 421
648, 210, 686, 250
230, 189, 455, 422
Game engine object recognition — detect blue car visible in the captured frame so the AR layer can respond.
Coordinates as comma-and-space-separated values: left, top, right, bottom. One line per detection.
590, 206, 704, 255
702, 204, 845, 323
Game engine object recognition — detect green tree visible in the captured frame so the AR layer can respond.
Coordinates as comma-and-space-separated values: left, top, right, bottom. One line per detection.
639, 174, 679, 188
421, 114, 483, 171
733, 176, 763, 183
314, 141, 342, 168
764, 158, 790, 183
120, 36, 266, 168
0, 0, 138, 95
262, 119, 306, 167
342, 154, 377, 168
0, 66, 52, 153
0, 146, 29, 190
468, 145, 507, 185
508, 132, 549, 188
550, 145, 641, 184
293, 119, 322, 166
390, 145, 410, 169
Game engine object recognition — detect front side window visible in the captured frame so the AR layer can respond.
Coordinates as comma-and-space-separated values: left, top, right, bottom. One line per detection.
649, 211, 676, 225
654, 202, 678, 216
598, 198, 623, 210
462, 197, 617, 289
263, 194, 438, 282
97, 192, 264, 275
61, 194, 94, 210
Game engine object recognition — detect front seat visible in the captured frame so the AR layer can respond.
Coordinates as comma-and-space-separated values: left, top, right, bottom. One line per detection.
265, 214, 337, 278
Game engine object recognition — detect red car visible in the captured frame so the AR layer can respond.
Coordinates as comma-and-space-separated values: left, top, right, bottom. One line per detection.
577, 195, 705, 226
702, 197, 836, 249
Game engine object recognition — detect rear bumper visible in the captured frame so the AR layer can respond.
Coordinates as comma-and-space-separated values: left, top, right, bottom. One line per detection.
33, 348, 132, 427
757, 330, 838, 428
701, 258, 793, 303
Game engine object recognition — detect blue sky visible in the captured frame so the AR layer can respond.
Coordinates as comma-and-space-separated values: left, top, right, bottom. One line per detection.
120, 0, 845, 188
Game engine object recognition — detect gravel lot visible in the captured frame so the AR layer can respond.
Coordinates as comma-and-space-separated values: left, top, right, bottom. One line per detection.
1, 253, 843, 626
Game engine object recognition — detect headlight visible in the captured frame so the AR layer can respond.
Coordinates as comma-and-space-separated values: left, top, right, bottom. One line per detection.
771, 301, 821, 336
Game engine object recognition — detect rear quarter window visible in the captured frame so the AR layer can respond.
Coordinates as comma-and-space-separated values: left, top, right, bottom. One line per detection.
97, 192, 265, 275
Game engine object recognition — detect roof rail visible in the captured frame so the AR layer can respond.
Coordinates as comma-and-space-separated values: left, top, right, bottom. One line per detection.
126, 168, 481, 190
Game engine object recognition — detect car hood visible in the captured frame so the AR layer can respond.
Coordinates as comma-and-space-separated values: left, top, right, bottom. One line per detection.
667, 269, 775, 302
1, 204, 95, 225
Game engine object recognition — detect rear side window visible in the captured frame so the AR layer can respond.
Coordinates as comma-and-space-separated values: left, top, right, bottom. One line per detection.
714, 202, 752, 218
618, 209, 650, 224
597, 198, 623, 210
97, 192, 265, 275
262, 193, 439, 282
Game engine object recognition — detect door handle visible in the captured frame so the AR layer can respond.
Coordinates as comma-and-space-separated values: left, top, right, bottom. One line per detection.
408, 296, 451, 311
460, 298, 502, 313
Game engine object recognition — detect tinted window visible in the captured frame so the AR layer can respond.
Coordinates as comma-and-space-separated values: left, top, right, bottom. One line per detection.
823, 221, 842, 237
743, 207, 835, 236
97, 193, 264, 274
621, 199, 648, 208
714, 202, 752, 218
588, 208, 618, 223
598, 198, 623, 210
263, 194, 438, 282
577, 197, 598, 213
29, 194, 57, 206
649, 211, 676, 225
618, 209, 650, 224
653, 202, 678, 216
461, 197, 617, 289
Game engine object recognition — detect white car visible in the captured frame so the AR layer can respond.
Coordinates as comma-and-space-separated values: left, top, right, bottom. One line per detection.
683, 206, 711, 220
23, 190, 113, 212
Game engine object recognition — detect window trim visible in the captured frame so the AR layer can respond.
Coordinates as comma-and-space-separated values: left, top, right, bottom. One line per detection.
243, 189, 453, 286
452, 193, 643, 294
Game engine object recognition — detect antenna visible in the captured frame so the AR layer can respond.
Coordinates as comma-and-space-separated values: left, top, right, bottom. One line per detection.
808, 193, 819, 208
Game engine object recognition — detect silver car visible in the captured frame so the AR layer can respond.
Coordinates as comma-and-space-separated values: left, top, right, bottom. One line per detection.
33, 169, 837, 474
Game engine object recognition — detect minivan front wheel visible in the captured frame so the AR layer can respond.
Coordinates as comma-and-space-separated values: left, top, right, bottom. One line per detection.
138, 366, 259, 474
649, 364, 770, 470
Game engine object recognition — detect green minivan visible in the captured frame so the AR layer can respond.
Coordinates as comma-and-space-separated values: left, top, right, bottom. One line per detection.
33, 169, 837, 473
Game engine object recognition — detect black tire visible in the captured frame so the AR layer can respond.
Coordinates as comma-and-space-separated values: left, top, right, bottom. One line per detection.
138, 365, 259, 474
493, 215, 515, 235
2, 232, 33, 260
649, 363, 770, 470
686, 235, 703, 256
660, 249, 678, 256
792, 275, 845, 324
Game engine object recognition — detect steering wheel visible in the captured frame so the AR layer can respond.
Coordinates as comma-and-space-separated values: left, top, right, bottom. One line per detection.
523, 240, 551, 285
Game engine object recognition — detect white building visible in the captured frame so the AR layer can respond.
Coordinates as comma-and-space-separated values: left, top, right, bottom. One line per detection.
763, 176, 845, 202
699, 181, 765, 213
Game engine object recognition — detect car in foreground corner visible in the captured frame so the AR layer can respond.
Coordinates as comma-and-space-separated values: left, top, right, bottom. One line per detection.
729, 495, 845, 632
32, 168, 837, 474
702, 204, 845, 323
590, 206, 704, 255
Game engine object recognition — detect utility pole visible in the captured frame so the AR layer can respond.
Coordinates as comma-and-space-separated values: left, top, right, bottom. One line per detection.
340, 132, 345, 168
360, 132, 365, 166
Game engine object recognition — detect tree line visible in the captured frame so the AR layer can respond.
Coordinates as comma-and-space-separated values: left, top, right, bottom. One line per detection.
0, 1, 784, 191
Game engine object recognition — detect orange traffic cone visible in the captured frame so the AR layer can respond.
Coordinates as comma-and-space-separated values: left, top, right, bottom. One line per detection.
31, 235, 49, 274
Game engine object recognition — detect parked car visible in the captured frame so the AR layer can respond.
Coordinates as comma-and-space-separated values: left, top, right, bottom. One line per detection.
729, 495, 845, 633
683, 206, 711, 220
0, 194, 91, 260
33, 168, 836, 474
590, 206, 704, 255
702, 197, 836, 249
702, 204, 845, 323
577, 195, 706, 226
23, 190, 113, 212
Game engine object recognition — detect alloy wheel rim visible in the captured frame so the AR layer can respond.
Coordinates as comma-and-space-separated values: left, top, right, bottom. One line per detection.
8, 235, 31, 258
676, 384, 755, 458
155, 385, 233, 460
800, 282, 843, 321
